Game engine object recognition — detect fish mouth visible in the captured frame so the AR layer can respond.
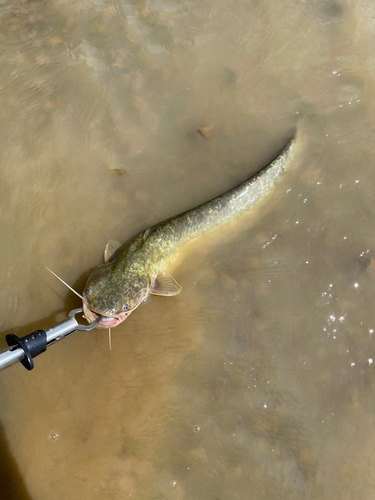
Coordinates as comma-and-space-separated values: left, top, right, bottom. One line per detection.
82, 301, 130, 329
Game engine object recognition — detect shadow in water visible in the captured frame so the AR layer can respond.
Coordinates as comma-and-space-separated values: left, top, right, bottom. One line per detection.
0, 421, 32, 500
0, 269, 99, 499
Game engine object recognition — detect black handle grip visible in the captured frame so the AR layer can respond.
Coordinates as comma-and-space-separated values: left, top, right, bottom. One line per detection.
6, 330, 47, 370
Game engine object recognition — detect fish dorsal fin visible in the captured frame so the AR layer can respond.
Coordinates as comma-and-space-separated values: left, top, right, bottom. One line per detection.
143, 228, 151, 241
150, 271, 182, 296
104, 239, 122, 263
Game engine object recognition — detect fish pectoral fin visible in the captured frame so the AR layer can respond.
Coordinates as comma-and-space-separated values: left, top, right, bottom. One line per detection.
104, 239, 122, 263
150, 271, 182, 296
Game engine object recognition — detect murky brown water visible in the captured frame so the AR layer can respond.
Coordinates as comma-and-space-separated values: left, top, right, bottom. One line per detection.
1, 0, 375, 498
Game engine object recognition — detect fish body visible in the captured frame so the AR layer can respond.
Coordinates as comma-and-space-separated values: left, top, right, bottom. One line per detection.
83, 137, 296, 328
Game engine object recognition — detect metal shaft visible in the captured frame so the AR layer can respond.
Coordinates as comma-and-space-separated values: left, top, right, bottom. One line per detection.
0, 347, 25, 371
0, 309, 100, 372
45, 317, 79, 345
0, 317, 78, 372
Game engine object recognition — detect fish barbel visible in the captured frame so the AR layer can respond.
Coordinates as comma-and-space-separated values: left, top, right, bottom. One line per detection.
83, 136, 296, 328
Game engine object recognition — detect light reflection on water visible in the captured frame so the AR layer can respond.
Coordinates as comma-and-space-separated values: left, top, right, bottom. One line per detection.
1, 0, 375, 498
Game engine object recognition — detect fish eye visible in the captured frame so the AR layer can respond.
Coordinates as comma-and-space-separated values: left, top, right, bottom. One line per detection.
86, 287, 92, 294
122, 304, 129, 311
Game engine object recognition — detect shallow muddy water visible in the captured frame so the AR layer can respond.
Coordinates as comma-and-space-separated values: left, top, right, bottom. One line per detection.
1, 0, 375, 498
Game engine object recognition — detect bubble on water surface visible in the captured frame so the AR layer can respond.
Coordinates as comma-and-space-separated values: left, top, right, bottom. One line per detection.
48, 431, 59, 442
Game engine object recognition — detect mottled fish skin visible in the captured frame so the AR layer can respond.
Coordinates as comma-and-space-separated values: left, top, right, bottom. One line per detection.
83, 136, 296, 328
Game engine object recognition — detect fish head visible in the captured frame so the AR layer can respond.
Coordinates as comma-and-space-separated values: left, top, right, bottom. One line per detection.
82, 262, 150, 329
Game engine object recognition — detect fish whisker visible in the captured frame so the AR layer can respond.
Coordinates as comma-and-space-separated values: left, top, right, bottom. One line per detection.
45, 266, 88, 304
